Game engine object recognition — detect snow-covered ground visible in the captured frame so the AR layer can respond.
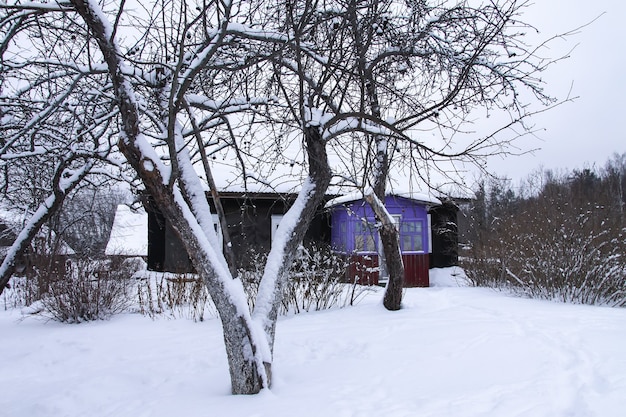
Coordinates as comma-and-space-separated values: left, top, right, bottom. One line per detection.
1, 268, 624, 417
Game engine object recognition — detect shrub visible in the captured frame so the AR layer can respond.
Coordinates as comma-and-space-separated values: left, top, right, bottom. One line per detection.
135, 272, 213, 321
283, 244, 351, 313
240, 243, 371, 315
463, 182, 626, 307
1, 275, 39, 310
39, 258, 134, 322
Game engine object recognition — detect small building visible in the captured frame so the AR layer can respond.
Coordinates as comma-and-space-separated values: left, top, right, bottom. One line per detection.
326, 193, 441, 287
145, 192, 334, 273
0, 209, 75, 278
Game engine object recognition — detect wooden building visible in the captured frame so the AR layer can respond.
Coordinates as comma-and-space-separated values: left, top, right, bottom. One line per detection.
145, 192, 459, 287
146, 192, 333, 273
326, 194, 441, 287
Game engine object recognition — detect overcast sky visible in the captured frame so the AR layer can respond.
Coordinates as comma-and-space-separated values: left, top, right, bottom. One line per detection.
482, 0, 626, 183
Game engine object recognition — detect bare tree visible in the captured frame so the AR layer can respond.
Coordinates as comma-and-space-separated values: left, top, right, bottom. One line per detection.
313, 0, 569, 309
0, 2, 118, 292
1, 0, 572, 394
2, 0, 330, 394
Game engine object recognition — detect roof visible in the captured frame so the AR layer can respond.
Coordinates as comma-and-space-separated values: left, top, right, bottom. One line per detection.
0, 207, 75, 255
105, 205, 148, 256
325, 192, 442, 209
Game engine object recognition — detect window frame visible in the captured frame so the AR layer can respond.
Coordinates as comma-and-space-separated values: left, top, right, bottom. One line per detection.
354, 218, 378, 253
399, 219, 425, 253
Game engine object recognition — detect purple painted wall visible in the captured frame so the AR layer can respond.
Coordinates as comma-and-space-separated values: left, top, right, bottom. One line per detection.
329, 195, 430, 255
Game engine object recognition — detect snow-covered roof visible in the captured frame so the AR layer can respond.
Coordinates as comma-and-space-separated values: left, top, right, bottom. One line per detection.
105, 205, 148, 256
325, 191, 441, 209
0, 207, 23, 229
0, 207, 75, 255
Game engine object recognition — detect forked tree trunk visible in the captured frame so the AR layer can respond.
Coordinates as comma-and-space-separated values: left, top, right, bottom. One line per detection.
71, 0, 269, 394
135, 166, 270, 394
253, 125, 332, 352
72, 0, 333, 394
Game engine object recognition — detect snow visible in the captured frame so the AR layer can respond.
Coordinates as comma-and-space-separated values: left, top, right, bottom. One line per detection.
304, 106, 334, 127
325, 190, 442, 208
104, 205, 147, 256
1, 1, 71, 11
1, 267, 625, 417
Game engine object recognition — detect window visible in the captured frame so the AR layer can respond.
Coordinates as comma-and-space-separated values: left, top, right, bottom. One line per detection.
403, 235, 412, 250
271, 214, 283, 242
355, 234, 376, 252
335, 221, 347, 251
400, 221, 422, 234
399, 220, 423, 252
354, 219, 377, 252
212, 214, 223, 245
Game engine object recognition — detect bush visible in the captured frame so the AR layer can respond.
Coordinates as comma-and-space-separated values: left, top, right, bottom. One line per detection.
133, 244, 367, 321
283, 244, 352, 313
39, 258, 134, 322
1, 275, 39, 310
463, 225, 626, 307
462, 172, 626, 307
4, 243, 369, 321
240, 243, 371, 315
135, 272, 213, 321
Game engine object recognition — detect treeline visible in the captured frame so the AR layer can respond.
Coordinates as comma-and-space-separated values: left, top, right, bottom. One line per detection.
462, 153, 626, 307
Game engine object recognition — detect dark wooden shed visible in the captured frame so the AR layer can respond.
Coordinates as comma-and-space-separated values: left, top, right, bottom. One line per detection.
429, 199, 460, 268
146, 192, 333, 272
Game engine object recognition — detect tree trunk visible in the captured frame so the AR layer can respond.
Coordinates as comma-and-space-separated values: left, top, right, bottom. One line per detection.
347, 0, 405, 310
374, 194, 405, 310
365, 193, 404, 310
253, 125, 332, 351
146, 179, 270, 394
378, 222, 404, 310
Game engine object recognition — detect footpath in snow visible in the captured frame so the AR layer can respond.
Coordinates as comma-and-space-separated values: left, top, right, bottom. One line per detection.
1, 267, 625, 417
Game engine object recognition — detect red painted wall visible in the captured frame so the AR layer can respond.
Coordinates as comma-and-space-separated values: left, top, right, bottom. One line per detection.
347, 253, 429, 287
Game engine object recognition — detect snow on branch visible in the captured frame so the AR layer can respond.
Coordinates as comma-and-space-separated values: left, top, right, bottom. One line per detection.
322, 114, 395, 142
185, 95, 271, 113
0, 0, 74, 12
172, 122, 226, 265
226, 22, 289, 43
254, 178, 316, 323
